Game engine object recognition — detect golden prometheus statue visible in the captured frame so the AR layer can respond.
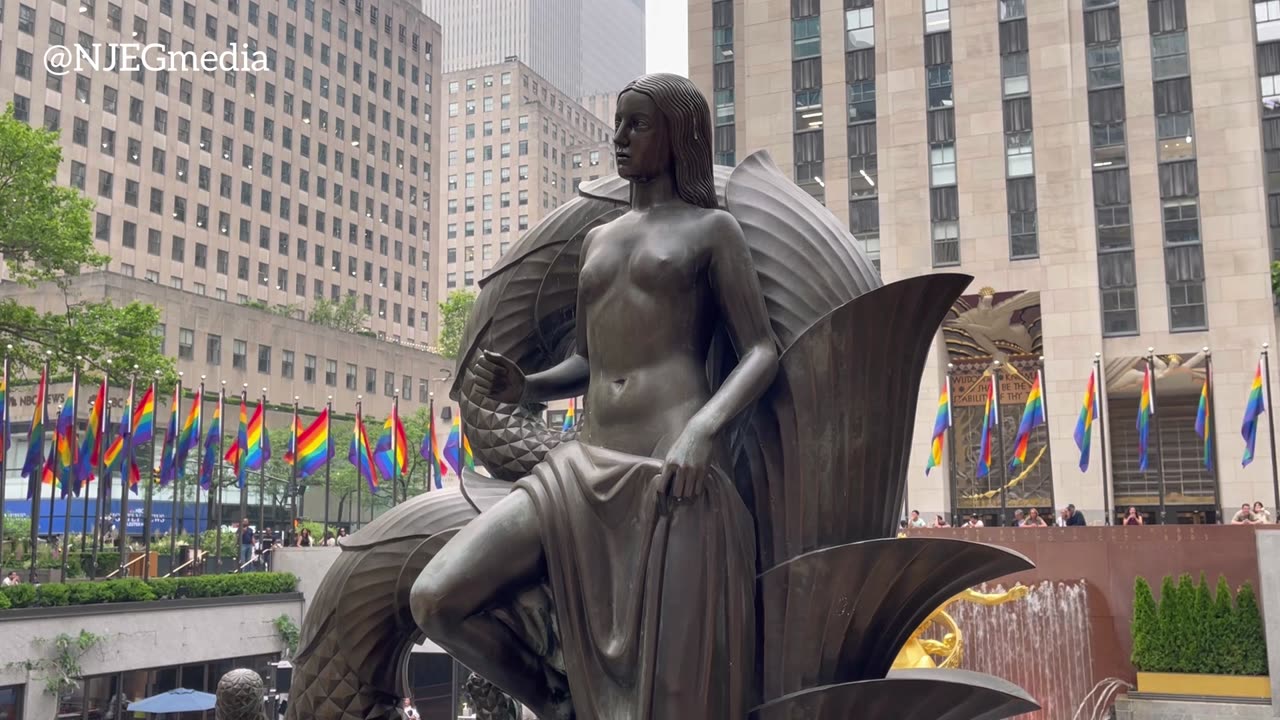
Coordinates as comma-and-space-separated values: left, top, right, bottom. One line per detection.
892, 585, 1031, 670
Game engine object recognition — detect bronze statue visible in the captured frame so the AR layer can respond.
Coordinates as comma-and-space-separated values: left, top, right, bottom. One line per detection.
282, 74, 1039, 720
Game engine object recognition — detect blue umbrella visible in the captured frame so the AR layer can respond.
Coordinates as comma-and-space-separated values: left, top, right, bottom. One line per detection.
128, 688, 217, 714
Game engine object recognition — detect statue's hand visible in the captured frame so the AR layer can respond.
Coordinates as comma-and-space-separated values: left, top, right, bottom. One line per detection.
658, 423, 714, 500
474, 350, 527, 404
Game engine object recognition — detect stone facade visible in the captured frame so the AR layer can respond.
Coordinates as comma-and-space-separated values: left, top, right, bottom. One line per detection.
1114, 697, 1272, 720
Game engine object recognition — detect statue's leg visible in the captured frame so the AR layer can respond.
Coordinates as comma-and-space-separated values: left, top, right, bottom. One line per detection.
410, 490, 566, 718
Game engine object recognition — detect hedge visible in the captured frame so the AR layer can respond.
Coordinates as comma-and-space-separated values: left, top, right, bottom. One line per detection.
0, 572, 297, 610
1132, 573, 1269, 676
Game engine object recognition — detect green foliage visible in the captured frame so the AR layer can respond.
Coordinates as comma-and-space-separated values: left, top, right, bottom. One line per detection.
0, 572, 296, 610
0, 591, 8, 609
437, 290, 477, 359
1131, 577, 1158, 669
307, 295, 370, 334
1236, 583, 1269, 676
274, 614, 301, 657
1131, 574, 1269, 676
9, 630, 105, 698
0, 106, 175, 381
1272, 261, 1280, 304
240, 299, 300, 317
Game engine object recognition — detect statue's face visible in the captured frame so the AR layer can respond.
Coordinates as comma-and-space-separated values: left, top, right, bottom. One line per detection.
614, 90, 671, 181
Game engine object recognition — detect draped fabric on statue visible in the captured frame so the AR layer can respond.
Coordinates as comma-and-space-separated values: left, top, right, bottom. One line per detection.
514, 443, 755, 720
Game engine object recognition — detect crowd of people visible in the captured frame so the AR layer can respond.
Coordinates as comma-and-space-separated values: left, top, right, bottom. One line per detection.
234, 518, 350, 571
900, 501, 1275, 529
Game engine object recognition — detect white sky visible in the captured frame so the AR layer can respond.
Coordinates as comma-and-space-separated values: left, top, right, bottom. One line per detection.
645, 0, 689, 75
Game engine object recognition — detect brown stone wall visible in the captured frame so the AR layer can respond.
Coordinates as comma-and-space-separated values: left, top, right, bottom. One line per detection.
911, 525, 1263, 683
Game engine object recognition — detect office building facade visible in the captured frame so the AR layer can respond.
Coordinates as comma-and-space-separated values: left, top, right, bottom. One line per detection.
690, 0, 1279, 523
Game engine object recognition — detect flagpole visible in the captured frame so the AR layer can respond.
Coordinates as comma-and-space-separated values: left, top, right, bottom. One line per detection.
0, 347, 9, 570
1263, 344, 1280, 516
1035, 357, 1049, 519
215, 382, 227, 571
60, 359, 81, 582
239, 384, 249, 524
1201, 347, 1222, 523
28, 352, 50, 584
1148, 348, 1168, 525
143, 371, 160, 580
992, 360, 1009, 527
168, 373, 184, 569
945, 364, 958, 525
392, 391, 400, 506
356, 396, 363, 529
192, 376, 206, 570
1094, 354, 1113, 526
324, 396, 333, 538
429, 396, 436, 492
258, 388, 267, 537
290, 396, 299, 534
118, 372, 136, 577
88, 359, 111, 580
47, 359, 66, 557
79, 359, 104, 561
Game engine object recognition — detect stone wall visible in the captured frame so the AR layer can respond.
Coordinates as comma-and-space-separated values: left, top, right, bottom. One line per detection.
1255, 529, 1280, 718
0, 595, 301, 719
1114, 697, 1272, 720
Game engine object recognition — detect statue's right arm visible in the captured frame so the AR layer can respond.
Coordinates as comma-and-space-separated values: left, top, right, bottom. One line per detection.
522, 229, 593, 403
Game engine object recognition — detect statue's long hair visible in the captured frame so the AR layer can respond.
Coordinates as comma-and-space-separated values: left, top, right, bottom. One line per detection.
619, 73, 719, 209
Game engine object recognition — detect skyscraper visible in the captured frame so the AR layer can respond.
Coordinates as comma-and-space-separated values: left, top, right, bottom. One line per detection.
421, 0, 644, 99
689, 0, 1277, 525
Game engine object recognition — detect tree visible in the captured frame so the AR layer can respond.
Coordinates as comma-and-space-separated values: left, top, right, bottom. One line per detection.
1210, 575, 1237, 674
1272, 261, 1280, 305
438, 290, 477, 358
1236, 582, 1269, 676
0, 106, 173, 380
1172, 574, 1198, 673
1131, 576, 1158, 671
1189, 573, 1214, 669
307, 295, 371, 334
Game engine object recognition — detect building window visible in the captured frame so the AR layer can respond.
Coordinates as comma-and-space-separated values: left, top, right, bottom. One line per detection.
792, 17, 821, 59
1005, 131, 1035, 177
326, 359, 338, 386
925, 0, 950, 33
282, 350, 295, 379
929, 143, 956, 186
1156, 112, 1194, 162
207, 335, 222, 365
1001, 52, 1029, 96
1263, 74, 1280, 116
848, 155, 878, 197
926, 65, 953, 109
258, 345, 272, 373
304, 354, 316, 383
1086, 43, 1123, 89
847, 80, 876, 123
1259, 0, 1280, 43
1010, 210, 1038, 259
178, 328, 195, 360
845, 7, 874, 50
346, 363, 357, 390
1151, 32, 1189, 80
999, 0, 1026, 20
1091, 121, 1127, 167
931, 221, 960, 266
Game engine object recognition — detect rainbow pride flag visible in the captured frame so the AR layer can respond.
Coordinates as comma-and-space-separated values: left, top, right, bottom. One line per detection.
175, 388, 203, 476
1010, 370, 1046, 468
223, 397, 251, 488
976, 376, 998, 478
76, 378, 107, 487
1073, 367, 1100, 472
244, 402, 270, 470
199, 396, 222, 490
21, 366, 48, 482
1194, 377, 1212, 470
293, 409, 332, 479
925, 378, 952, 476
104, 383, 140, 494
45, 382, 78, 496
159, 386, 180, 486
563, 399, 576, 431
374, 406, 409, 480
131, 384, 156, 446
443, 416, 463, 476
421, 409, 447, 489
1137, 362, 1155, 472
348, 412, 379, 492
1242, 359, 1266, 467
0, 365, 11, 466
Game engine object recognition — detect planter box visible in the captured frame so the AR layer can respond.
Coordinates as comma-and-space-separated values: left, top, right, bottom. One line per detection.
1115, 695, 1272, 720
1136, 672, 1271, 700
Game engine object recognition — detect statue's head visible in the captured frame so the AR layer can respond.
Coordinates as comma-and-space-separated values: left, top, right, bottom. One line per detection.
615, 73, 717, 208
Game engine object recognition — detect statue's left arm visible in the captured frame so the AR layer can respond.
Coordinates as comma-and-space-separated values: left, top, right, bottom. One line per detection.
660, 210, 779, 498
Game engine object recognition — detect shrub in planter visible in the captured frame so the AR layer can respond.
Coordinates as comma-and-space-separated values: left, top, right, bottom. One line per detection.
1132, 574, 1269, 677
2, 582, 36, 608
1131, 577, 1157, 669
1209, 576, 1235, 675
1236, 583, 1269, 677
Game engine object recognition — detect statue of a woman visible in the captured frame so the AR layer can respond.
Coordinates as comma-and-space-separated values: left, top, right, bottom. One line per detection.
411, 73, 773, 719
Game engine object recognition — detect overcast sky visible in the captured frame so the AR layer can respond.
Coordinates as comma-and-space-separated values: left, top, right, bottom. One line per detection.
645, 0, 689, 75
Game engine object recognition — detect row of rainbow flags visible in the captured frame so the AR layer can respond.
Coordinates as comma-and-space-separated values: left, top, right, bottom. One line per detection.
8, 359, 582, 500
923, 357, 1270, 476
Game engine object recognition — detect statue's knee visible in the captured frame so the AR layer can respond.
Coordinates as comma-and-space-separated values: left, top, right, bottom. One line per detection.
410, 569, 458, 636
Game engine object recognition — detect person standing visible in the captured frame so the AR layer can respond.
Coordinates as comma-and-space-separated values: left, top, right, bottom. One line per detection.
237, 518, 255, 572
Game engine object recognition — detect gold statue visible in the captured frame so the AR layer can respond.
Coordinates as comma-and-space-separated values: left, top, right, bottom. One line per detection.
892, 585, 1031, 670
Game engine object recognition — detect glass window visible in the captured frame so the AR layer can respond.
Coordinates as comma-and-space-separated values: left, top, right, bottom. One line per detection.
927, 64, 953, 109
847, 80, 876, 123
1263, 74, 1280, 116
1005, 131, 1035, 177
999, 0, 1026, 20
1001, 52, 1029, 96
1258, 0, 1280, 42
931, 220, 960, 266
1096, 204, 1132, 251
282, 350, 295, 378
1151, 32, 1189, 80
845, 8, 874, 50
848, 155, 878, 197
1010, 210, 1038, 258
792, 17, 821, 58
1156, 112, 1195, 162
1168, 279, 1206, 330
258, 345, 272, 373
929, 143, 956, 186
178, 328, 195, 360
1086, 43, 1123, 89
925, 0, 950, 32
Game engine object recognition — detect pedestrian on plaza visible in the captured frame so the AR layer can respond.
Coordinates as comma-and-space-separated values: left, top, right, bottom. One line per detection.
237, 518, 255, 571
2, 571, 20, 586
1023, 508, 1048, 527
964, 514, 984, 528
1065, 504, 1087, 526
395, 697, 420, 720
1123, 506, 1144, 525
909, 510, 927, 528
1251, 501, 1271, 524
259, 527, 276, 571
1012, 509, 1025, 527
321, 531, 336, 546
1231, 502, 1255, 525
932, 515, 950, 528
300, 528, 313, 547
